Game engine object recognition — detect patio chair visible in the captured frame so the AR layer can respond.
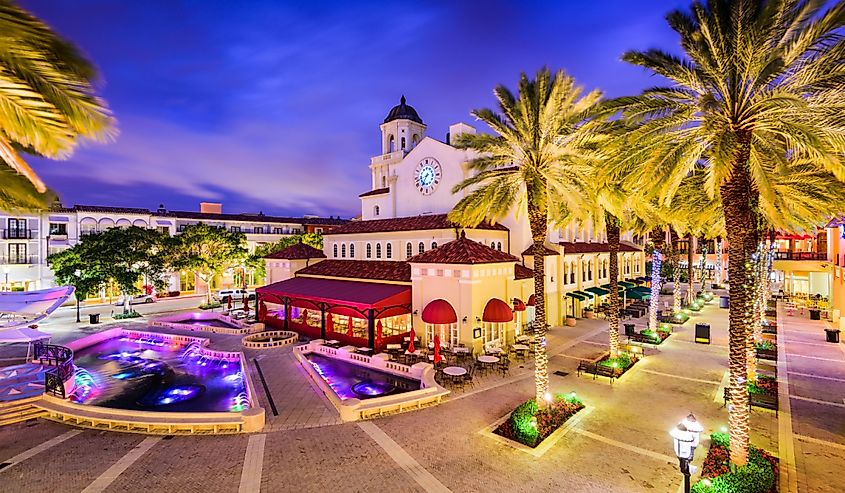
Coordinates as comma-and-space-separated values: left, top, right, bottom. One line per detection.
497, 356, 510, 377
465, 365, 477, 388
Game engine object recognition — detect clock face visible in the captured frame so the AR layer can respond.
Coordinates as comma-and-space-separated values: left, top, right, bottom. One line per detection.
414, 158, 442, 195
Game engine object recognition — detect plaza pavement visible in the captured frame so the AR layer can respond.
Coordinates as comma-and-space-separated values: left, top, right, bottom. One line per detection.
0, 292, 842, 492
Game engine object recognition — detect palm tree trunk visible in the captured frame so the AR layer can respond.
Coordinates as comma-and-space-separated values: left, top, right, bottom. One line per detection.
720, 134, 759, 467
649, 228, 665, 331
528, 200, 549, 406
671, 232, 682, 313
687, 234, 695, 303
606, 211, 620, 357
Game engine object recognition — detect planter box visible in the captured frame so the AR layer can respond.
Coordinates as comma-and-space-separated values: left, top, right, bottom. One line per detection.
756, 348, 777, 360
565, 317, 577, 327
750, 391, 778, 410
484, 403, 590, 456
584, 311, 595, 319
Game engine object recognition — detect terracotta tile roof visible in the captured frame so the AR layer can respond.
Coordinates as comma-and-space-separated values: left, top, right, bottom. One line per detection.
296, 259, 411, 283
409, 234, 518, 264
166, 210, 348, 226
521, 244, 559, 256
53, 205, 152, 214
358, 187, 390, 198
324, 213, 507, 235
514, 264, 534, 280
264, 242, 327, 260
558, 241, 643, 254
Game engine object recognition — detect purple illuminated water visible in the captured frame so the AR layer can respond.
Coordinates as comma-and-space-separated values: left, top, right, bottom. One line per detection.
304, 353, 420, 401
71, 335, 248, 412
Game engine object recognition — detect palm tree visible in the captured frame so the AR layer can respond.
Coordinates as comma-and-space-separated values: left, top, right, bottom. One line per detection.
611, 0, 845, 465
0, 1, 115, 210
647, 226, 666, 332
448, 68, 602, 405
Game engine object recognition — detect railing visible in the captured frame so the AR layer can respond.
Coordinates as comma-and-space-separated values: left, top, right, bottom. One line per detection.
2, 229, 33, 239
0, 255, 38, 265
34, 341, 74, 399
773, 251, 827, 261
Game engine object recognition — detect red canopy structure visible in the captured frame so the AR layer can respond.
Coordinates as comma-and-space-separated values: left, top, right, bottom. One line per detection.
421, 299, 457, 324
483, 298, 513, 323
433, 334, 441, 364
512, 298, 526, 312
346, 316, 354, 337
408, 327, 416, 353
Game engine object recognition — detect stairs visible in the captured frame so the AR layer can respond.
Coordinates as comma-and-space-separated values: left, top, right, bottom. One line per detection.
0, 363, 47, 427
0, 395, 46, 426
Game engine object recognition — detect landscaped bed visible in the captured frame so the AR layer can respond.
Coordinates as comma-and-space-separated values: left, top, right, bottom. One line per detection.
629, 326, 671, 345
748, 375, 778, 410
692, 432, 778, 493
755, 340, 777, 360
494, 393, 585, 448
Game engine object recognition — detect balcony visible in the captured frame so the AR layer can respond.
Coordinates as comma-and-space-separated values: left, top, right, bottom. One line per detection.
774, 251, 826, 261
1, 255, 38, 265
2, 229, 33, 239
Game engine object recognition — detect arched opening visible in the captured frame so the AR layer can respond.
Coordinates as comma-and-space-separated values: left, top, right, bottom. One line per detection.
341, 244, 346, 258
412, 134, 419, 146
401, 136, 406, 150
333, 244, 338, 258
381, 176, 386, 188
431, 241, 437, 249
406, 242, 412, 258
418, 242, 425, 254
366, 243, 372, 258
373, 205, 380, 217
386, 243, 392, 259
376, 243, 382, 258
388, 135, 395, 153
349, 243, 355, 258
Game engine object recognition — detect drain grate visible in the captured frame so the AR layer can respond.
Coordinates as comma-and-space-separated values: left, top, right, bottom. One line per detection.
553, 371, 570, 377
162, 435, 175, 440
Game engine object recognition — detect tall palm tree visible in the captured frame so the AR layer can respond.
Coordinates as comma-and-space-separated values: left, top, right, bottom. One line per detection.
611, 0, 845, 465
0, 0, 115, 210
448, 68, 601, 405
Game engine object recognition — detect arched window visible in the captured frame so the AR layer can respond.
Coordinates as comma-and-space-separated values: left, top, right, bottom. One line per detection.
386, 243, 392, 259
349, 243, 355, 258
563, 264, 568, 284
388, 135, 395, 153
376, 243, 382, 258
333, 244, 338, 258
582, 261, 587, 281
341, 244, 346, 258
374, 205, 380, 217
570, 262, 576, 284
412, 134, 419, 146
588, 261, 593, 280
431, 241, 438, 249
406, 242, 412, 258
366, 243, 372, 259
401, 137, 406, 149
418, 242, 425, 254
497, 241, 502, 251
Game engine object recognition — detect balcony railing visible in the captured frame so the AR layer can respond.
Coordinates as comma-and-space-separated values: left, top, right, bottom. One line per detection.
774, 251, 827, 261
2, 229, 33, 239
0, 255, 38, 265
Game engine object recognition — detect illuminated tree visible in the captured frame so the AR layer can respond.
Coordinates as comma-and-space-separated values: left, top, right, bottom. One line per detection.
169, 224, 248, 304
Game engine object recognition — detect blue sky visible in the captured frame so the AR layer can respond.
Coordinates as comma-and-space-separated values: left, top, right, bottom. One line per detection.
22, 0, 686, 217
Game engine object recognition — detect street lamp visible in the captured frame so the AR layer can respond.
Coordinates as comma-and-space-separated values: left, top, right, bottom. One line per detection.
3, 267, 9, 292
74, 269, 82, 323
670, 413, 704, 493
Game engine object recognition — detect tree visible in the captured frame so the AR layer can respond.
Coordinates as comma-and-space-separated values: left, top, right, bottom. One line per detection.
447, 68, 601, 405
170, 224, 248, 304
0, 0, 115, 211
611, 0, 845, 465
245, 232, 322, 281
48, 243, 105, 321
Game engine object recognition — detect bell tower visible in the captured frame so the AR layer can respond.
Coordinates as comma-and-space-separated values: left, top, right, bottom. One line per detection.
370, 96, 427, 190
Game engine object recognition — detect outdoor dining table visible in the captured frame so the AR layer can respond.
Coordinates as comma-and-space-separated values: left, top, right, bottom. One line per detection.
485, 347, 503, 354
477, 355, 498, 364
356, 348, 372, 354
451, 347, 470, 353
386, 343, 401, 350
325, 339, 340, 346
512, 344, 529, 351
516, 335, 530, 343
442, 366, 467, 377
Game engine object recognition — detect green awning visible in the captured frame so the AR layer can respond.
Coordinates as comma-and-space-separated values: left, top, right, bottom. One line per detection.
573, 290, 592, 298
632, 286, 651, 294
600, 283, 625, 291
619, 281, 636, 289
585, 287, 610, 296
566, 291, 587, 301
626, 289, 651, 299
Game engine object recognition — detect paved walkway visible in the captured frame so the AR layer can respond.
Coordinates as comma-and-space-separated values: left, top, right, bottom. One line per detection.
0, 297, 841, 492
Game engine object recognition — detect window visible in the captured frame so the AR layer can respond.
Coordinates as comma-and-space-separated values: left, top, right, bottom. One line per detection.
333, 244, 338, 257
6, 218, 27, 239
374, 205, 380, 217
570, 262, 576, 284
341, 244, 346, 258
588, 262, 593, 281
635, 261, 640, 273
582, 261, 587, 282
315, 227, 323, 233
563, 264, 568, 284
381, 176, 386, 188
431, 241, 437, 249
388, 135, 395, 152
49, 223, 67, 236
376, 243, 382, 258
156, 226, 169, 236
366, 243, 372, 258
386, 243, 392, 259
273, 227, 284, 234
418, 242, 425, 254
401, 137, 406, 149
7, 243, 27, 264
406, 242, 413, 258
349, 244, 355, 258
497, 241, 502, 251
230, 226, 241, 232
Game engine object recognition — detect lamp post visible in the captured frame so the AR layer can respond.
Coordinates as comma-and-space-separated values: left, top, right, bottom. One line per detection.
670, 413, 704, 493
74, 269, 82, 323
3, 267, 9, 292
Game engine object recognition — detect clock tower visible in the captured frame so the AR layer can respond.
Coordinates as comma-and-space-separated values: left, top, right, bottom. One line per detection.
370, 96, 427, 190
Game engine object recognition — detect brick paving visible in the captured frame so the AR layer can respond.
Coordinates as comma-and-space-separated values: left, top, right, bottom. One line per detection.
0, 297, 840, 492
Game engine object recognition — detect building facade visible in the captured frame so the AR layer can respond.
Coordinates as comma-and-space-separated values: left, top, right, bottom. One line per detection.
258, 97, 646, 353
0, 202, 345, 297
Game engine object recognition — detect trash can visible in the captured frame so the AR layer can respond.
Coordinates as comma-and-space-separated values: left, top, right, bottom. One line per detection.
89, 313, 100, 324
695, 323, 711, 344
624, 323, 635, 336
809, 309, 821, 320
825, 328, 840, 343
720, 296, 730, 309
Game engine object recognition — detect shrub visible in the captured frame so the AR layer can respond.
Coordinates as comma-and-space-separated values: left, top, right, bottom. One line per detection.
693, 432, 777, 493
497, 393, 584, 447
509, 399, 539, 445
199, 301, 222, 310
114, 311, 141, 320
755, 340, 775, 351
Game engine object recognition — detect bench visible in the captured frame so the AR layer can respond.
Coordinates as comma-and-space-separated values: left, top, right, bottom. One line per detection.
576, 361, 617, 384
761, 324, 777, 334
627, 332, 659, 345
723, 388, 778, 413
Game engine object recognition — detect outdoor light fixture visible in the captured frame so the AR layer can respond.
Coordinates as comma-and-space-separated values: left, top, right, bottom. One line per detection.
413, 310, 418, 316
670, 413, 703, 493
543, 392, 552, 403
462, 316, 467, 324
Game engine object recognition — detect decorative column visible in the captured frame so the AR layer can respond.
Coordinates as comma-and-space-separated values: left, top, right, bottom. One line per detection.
367, 309, 375, 350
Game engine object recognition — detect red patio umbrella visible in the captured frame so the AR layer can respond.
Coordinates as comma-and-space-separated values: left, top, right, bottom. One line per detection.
346, 316, 354, 337
242, 294, 249, 312
376, 319, 383, 351
258, 301, 267, 321
433, 334, 441, 364
407, 327, 416, 353
326, 312, 334, 334
301, 309, 308, 325
227, 296, 232, 311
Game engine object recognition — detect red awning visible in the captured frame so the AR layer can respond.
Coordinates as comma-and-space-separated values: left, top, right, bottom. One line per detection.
527, 294, 536, 306
421, 299, 457, 324
257, 277, 411, 312
483, 298, 513, 323
512, 298, 526, 312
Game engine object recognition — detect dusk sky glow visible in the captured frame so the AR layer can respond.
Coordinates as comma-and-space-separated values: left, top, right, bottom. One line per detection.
23, 0, 686, 218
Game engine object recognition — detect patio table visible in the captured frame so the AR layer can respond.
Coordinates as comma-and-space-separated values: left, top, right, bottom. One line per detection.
443, 366, 467, 377
485, 347, 503, 354
512, 344, 529, 351
452, 347, 470, 353
477, 355, 498, 364
386, 343, 401, 350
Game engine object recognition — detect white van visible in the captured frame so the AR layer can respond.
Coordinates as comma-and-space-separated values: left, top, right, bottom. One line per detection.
215, 289, 255, 303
